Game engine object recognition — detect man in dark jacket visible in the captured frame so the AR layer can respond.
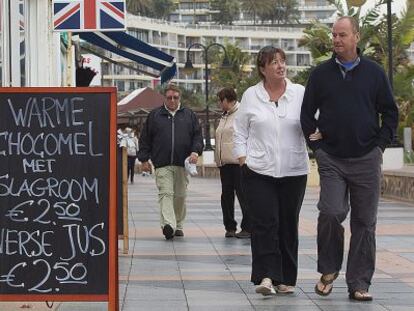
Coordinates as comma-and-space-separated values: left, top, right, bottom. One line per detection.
138, 84, 203, 240
300, 16, 398, 301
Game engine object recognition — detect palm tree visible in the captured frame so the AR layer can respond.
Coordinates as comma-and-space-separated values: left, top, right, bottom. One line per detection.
296, 0, 414, 141
292, 22, 332, 85
298, 22, 332, 61
366, 0, 414, 71
258, 0, 300, 24
240, 0, 257, 24
241, 0, 274, 25
278, 0, 300, 24
211, 0, 240, 25
126, 0, 152, 15
149, 0, 176, 19
127, 0, 175, 19
209, 41, 258, 98
297, 0, 414, 70
394, 64, 414, 143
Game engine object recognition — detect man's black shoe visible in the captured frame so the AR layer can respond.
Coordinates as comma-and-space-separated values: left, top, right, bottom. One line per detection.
235, 230, 251, 239
175, 229, 184, 237
163, 224, 174, 240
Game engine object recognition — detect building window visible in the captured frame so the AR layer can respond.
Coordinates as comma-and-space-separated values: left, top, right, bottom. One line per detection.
117, 80, 125, 92
197, 15, 208, 22
130, 81, 136, 90
169, 14, 179, 22
286, 54, 295, 66
304, 0, 330, 6
182, 15, 194, 23
180, 3, 192, 10
305, 11, 332, 20
152, 31, 161, 45
281, 39, 295, 51
297, 54, 310, 66
114, 64, 123, 74
128, 28, 149, 42
101, 63, 110, 75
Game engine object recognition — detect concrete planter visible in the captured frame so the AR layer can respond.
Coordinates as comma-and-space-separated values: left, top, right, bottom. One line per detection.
383, 147, 404, 170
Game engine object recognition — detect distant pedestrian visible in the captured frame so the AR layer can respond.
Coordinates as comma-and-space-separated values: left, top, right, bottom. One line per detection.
125, 127, 138, 184
215, 87, 251, 239
138, 84, 204, 240
234, 46, 309, 296
301, 16, 398, 301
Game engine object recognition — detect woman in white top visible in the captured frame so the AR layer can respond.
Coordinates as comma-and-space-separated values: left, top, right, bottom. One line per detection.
125, 127, 139, 184
234, 46, 309, 296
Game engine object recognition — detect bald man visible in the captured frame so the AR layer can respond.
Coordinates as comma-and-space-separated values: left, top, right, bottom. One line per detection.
301, 16, 398, 301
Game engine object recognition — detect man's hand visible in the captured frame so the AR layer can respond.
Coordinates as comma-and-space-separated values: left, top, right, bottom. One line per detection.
238, 156, 246, 166
309, 130, 323, 141
141, 161, 151, 172
189, 152, 199, 164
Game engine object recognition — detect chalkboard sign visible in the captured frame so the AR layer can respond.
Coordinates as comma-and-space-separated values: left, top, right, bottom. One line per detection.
0, 87, 117, 306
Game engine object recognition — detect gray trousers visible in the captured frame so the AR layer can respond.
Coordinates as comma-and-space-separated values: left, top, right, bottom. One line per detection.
314, 147, 382, 293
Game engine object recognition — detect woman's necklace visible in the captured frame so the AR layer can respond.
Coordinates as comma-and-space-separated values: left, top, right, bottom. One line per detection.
264, 79, 286, 103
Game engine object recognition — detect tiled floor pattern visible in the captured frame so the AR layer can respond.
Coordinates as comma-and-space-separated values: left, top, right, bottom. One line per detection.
2, 175, 414, 310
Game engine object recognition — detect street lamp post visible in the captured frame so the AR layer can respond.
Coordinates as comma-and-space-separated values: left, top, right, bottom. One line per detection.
386, 0, 400, 145
183, 43, 230, 151
386, 0, 393, 89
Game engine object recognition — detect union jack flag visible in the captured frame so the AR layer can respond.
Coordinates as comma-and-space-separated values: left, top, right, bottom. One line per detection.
53, 0, 126, 32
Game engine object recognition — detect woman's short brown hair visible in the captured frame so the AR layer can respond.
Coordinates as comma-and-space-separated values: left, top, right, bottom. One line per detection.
256, 46, 286, 80
217, 87, 237, 102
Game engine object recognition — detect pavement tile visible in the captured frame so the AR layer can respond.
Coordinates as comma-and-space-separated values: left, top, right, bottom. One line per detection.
57, 303, 106, 311
0, 302, 62, 311
255, 307, 321, 311
122, 300, 188, 311
6, 174, 412, 311
318, 305, 388, 311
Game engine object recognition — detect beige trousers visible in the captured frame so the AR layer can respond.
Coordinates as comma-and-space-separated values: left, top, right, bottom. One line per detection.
155, 165, 188, 230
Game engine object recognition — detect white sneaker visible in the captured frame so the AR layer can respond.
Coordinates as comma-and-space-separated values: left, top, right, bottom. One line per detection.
255, 278, 276, 296
276, 284, 295, 294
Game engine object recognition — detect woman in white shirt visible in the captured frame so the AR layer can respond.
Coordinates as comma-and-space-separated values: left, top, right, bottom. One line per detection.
125, 127, 139, 184
234, 46, 309, 296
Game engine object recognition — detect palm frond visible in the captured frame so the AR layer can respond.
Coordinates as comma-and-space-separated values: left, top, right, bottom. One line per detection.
360, 0, 382, 27
326, 0, 345, 14
396, 0, 414, 45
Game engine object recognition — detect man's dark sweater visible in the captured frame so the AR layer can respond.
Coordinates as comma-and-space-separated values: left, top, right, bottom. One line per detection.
300, 55, 398, 158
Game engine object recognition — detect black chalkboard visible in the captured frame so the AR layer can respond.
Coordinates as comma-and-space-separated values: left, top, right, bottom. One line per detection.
0, 88, 117, 300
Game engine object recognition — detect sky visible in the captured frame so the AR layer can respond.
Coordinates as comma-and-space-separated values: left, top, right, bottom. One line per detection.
360, 0, 407, 16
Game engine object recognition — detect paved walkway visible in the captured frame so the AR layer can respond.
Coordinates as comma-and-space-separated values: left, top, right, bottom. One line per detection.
2, 174, 414, 310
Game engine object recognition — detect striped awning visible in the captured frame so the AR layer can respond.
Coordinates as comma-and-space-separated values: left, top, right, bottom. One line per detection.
78, 31, 176, 83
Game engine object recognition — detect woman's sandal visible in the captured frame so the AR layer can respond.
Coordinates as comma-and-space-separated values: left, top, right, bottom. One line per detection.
349, 290, 373, 301
314, 272, 339, 296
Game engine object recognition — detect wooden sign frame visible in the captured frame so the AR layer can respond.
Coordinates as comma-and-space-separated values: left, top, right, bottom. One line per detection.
120, 147, 129, 254
0, 87, 118, 311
